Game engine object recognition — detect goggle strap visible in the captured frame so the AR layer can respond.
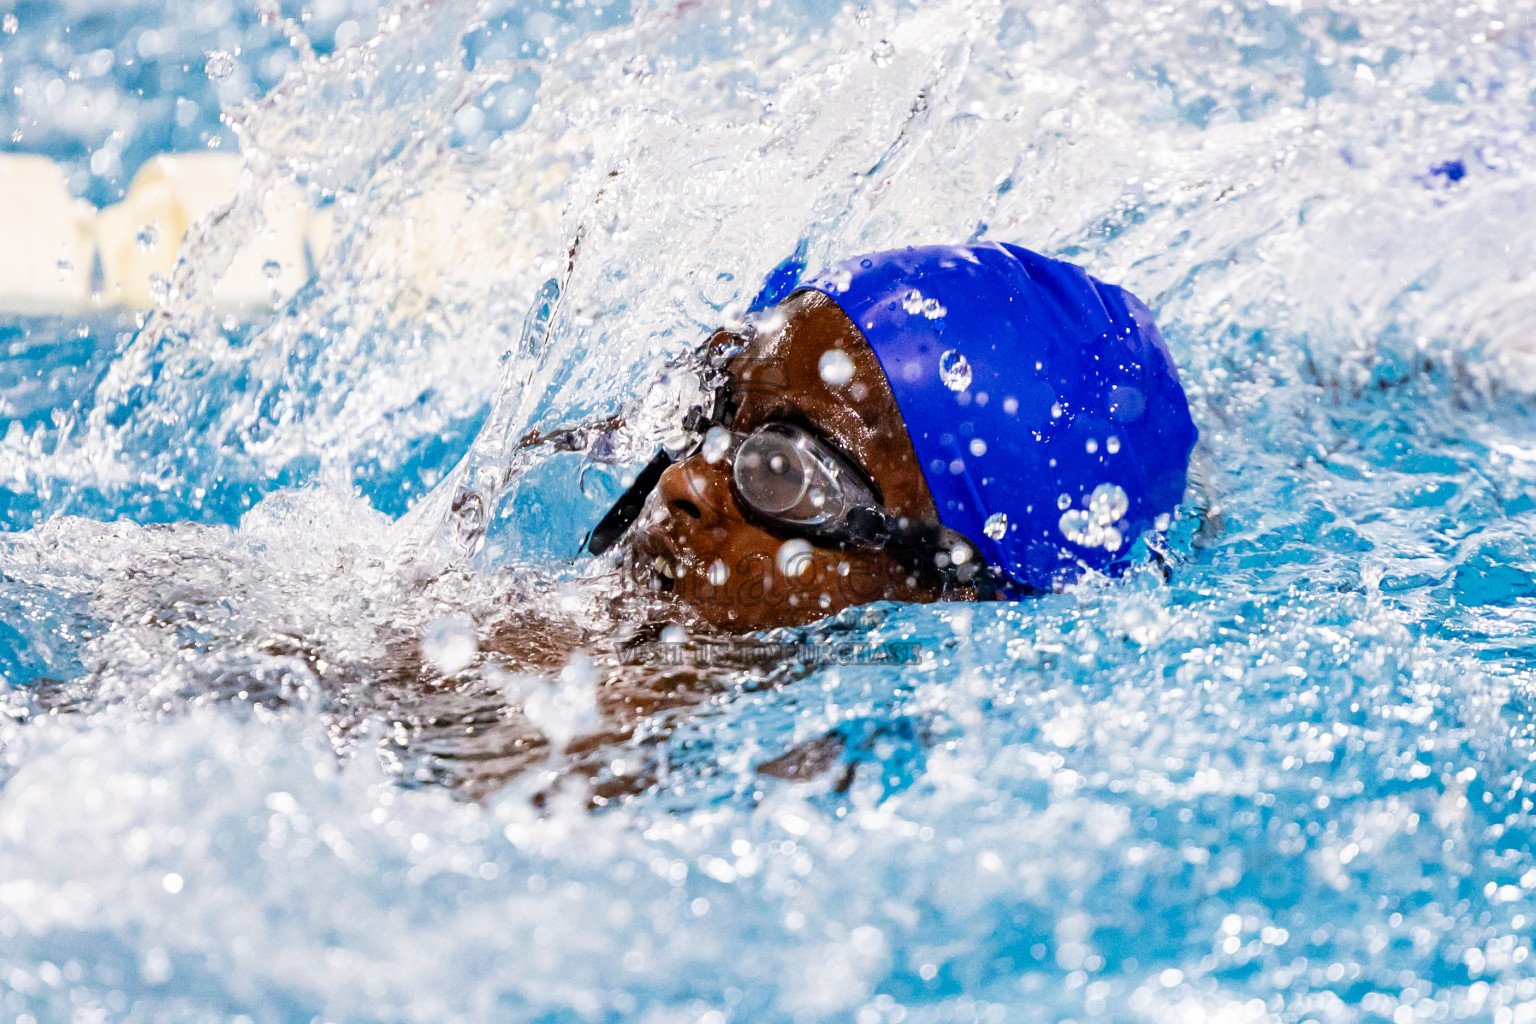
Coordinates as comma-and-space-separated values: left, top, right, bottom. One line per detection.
584, 448, 674, 556
844, 507, 997, 593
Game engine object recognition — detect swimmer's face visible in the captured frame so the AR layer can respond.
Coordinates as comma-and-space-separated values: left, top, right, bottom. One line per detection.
623, 290, 949, 631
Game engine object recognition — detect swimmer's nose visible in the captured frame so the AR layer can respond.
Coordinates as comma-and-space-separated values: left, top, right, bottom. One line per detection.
653, 456, 734, 528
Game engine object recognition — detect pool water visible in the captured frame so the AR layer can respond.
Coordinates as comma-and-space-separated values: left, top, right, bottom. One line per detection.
4, 0, 1536, 1021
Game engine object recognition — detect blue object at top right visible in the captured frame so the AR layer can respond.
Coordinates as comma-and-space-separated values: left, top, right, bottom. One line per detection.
800, 241, 1198, 593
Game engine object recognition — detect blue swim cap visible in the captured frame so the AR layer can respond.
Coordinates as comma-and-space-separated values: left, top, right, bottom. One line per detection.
800, 242, 1197, 593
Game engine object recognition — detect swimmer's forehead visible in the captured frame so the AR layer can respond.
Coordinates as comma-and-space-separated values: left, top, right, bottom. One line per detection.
721, 291, 867, 389
718, 290, 936, 523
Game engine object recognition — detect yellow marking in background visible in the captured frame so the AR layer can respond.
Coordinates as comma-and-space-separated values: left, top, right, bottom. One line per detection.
0, 155, 97, 314
0, 151, 567, 316
0, 152, 317, 314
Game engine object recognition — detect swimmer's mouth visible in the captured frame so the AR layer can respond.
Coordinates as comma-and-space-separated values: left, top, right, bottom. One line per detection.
621, 525, 681, 595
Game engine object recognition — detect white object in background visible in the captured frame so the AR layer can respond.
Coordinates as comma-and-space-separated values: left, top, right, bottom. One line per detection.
0, 155, 97, 314
95, 153, 312, 309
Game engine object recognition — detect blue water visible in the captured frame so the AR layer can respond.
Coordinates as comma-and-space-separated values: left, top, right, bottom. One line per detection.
5, 0, 1536, 1021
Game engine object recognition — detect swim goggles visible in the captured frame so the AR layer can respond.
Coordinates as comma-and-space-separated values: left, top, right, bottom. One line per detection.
583, 349, 993, 592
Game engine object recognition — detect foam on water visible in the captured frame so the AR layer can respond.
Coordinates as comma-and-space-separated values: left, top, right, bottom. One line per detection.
5, 0, 1536, 1020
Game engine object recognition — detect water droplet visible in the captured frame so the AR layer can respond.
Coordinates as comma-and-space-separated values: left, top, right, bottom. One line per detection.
984, 512, 1008, 540
147, 273, 171, 307
776, 538, 814, 578
421, 616, 478, 675
939, 350, 971, 392
701, 425, 732, 464
1058, 493, 1072, 510
1107, 436, 1121, 454
1086, 438, 1099, 454
135, 223, 159, 251
263, 259, 282, 281
453, 105, 485, 137
871, 39, 895, 66
55, 259, 72, 281
205, 49, 236, 80
1058, 508, 1092, 546
1059, 483, 1130, 550
902, 288, 924, 314
922, 297, 946, 319
818, 348, 854, 386
969, 438, 987, 457
1088, 482, 1129, 523
2, 14, 17, 34
707, 560, 729, 587
829, 267, 853, 292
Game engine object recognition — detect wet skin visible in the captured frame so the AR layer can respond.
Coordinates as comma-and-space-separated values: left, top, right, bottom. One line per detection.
623, 290, 969, 631
342, 293, 971, 802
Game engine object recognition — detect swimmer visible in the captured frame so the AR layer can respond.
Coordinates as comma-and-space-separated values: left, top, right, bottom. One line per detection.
588, 242, 1198, 632
371, 242, 1199, 801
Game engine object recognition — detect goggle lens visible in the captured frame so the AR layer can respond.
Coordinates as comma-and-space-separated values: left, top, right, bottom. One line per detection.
732, 423, 869, 530
734, 429, 809, 515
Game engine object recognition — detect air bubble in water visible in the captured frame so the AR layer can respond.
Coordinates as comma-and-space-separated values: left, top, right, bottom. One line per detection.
707, 560, 729, 587
135, 224, 159, 251
939, 350, 971, 392
902, 288, 924, 314
818, 348, 854, 386
1107, 436, 1121, 453
777, 538, 814, 578
984, 512, 1007, 540
263, 259, 282, 281
422, 616, 478, 675
2, 14, 17, 34
56, 259, 72, 280
922, 297, 946, 319
205, 50, 236, 80
871, 39, 895, 66
969, 438, 987, 457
